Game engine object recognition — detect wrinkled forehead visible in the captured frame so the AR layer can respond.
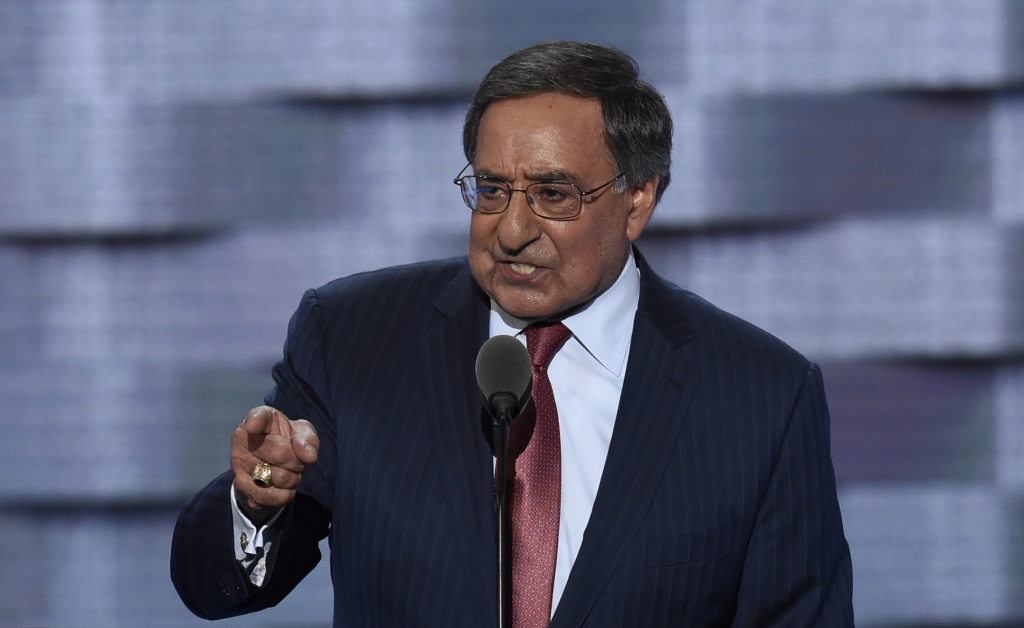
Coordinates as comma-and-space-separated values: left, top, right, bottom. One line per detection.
473, 93, 614, 179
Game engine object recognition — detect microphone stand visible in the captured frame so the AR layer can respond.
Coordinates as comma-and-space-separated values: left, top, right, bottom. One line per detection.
491, 394, 515, 628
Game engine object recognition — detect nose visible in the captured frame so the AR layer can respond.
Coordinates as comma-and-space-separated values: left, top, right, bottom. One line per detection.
494, 188, 542, 254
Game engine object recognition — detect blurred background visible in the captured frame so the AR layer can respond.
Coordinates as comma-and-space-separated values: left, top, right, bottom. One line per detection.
2, 0, 1023, 626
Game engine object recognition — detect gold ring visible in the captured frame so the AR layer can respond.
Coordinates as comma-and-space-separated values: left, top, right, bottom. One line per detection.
252, 461, 273, 488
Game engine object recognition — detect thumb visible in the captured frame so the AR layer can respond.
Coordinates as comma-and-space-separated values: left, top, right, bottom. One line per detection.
291, 419, 320, 465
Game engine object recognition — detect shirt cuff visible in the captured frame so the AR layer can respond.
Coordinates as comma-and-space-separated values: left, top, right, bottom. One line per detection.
230, 480, 285, 586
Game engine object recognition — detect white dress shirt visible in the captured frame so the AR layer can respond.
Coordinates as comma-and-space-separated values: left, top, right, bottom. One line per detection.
232, 251, 641, 608
489, 250, 639, 612
230, 483, 284, 586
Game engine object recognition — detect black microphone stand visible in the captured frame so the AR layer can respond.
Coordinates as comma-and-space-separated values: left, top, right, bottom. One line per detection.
491, 393, 515, 628
476, 334, 531, 628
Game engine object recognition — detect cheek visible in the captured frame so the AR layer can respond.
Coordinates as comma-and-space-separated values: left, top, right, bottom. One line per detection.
559, 216, 629, 287
557, 232, 608, 284
468, 216, 491, 252
468, 217, 497, 279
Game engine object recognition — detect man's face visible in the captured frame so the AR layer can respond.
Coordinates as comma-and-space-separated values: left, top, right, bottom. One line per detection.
467, 92, 657, 321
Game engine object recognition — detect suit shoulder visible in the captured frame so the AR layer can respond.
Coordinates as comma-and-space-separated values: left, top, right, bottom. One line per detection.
304, 257, 469, 322
316, 256, 467, 299
658, 278, 811, 374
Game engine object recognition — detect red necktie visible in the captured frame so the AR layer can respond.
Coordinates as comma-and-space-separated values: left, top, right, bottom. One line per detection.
505, 322, 572, 628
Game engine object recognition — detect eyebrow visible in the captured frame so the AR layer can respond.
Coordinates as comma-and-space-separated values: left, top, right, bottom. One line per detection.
473, 169, 578, 184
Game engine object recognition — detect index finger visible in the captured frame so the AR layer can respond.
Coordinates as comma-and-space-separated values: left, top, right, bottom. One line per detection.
243, 406, 285, 436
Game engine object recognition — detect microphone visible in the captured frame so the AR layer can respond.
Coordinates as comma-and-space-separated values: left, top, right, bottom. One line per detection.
475, 334, 532, 423
475, 334, 532, 628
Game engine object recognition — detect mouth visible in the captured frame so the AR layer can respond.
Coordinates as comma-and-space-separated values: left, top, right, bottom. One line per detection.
509, 262, 538, 275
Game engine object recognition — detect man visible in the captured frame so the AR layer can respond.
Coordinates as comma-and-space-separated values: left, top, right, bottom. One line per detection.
172, 41, 854, 627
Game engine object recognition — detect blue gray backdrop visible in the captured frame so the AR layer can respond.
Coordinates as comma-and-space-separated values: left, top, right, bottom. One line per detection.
3, 1, 1024, 626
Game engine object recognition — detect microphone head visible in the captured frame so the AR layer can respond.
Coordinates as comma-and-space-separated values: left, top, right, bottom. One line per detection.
475, 335, 533, 419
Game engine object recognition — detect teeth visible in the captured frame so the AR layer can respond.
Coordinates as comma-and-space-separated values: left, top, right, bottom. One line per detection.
510, 263, 537, 275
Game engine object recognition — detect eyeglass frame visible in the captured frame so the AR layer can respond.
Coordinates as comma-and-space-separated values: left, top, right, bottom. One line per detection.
453, 163, 625, 221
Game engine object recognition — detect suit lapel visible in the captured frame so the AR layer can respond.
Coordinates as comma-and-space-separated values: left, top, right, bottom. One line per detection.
552, 255, 700, 628
420, 263, 496, 626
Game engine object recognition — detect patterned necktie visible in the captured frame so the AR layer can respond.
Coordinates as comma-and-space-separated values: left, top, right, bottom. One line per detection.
505, 322, 572, 628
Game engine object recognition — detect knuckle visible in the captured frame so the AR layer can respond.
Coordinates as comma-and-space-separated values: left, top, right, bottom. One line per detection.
281, 469, 303, 488
261, 447, 295, 467
230, 450, 250, 469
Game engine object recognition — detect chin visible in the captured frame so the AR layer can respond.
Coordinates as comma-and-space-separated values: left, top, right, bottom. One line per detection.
492, 291, 553, 321
496, 300, 543, 321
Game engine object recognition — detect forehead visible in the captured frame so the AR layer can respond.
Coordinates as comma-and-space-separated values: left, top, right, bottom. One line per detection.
475, 92, 613, 177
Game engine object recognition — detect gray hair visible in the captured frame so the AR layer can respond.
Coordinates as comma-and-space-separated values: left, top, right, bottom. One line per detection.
463, 41, 673, 202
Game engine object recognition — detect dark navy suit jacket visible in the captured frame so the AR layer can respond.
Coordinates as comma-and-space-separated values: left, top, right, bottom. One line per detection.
171, 251, 854, 627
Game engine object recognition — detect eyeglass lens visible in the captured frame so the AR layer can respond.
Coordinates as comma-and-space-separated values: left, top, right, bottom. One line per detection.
460, 177, 581, 218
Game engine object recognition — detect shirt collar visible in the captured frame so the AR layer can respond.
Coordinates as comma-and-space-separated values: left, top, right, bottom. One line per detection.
489, 249, 640, 377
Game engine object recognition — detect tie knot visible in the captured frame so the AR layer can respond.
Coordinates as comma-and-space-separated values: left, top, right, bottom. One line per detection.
524, 322, 572, 370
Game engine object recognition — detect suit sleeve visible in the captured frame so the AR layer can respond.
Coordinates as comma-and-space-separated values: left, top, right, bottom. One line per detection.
731, 364, 855, 627
170, 289, 335, 619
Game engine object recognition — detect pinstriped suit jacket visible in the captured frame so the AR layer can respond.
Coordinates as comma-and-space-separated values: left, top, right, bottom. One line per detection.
171, 250, 854, 627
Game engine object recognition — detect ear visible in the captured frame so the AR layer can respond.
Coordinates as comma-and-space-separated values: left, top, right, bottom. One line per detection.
625, 176, 659, 242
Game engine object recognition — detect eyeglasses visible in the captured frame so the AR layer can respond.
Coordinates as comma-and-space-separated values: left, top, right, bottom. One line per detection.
453, 163, 624, 221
